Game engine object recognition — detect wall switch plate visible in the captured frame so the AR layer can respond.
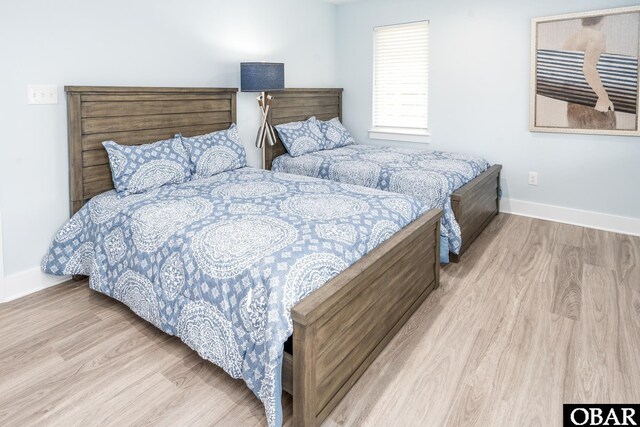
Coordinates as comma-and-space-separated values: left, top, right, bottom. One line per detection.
27, 85, 58, 105
528, 172, 538, 186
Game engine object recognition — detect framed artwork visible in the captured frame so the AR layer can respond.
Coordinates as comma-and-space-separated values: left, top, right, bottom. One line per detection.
530, 6, 640, 136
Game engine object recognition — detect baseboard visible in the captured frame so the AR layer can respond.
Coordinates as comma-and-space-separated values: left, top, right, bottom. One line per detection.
2, 267, 70, 303
501, 198, 640, 237
0, 208, 4, 300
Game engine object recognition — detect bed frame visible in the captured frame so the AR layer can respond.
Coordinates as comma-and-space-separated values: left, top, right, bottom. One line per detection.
65, 86, 442, 426
263, 88, 502, 262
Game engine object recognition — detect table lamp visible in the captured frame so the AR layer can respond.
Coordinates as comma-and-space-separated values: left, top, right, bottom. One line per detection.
240, 62, 285, 148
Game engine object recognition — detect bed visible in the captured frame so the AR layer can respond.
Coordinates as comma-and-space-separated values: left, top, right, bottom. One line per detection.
49, 86, 442, 426
262, 88, 502, 263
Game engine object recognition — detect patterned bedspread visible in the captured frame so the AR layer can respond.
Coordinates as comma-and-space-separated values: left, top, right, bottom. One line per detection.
41, 167, 426, 426
272, 145, 490, 257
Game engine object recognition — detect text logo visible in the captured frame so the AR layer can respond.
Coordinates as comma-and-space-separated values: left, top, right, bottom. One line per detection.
564, 404, 639, 426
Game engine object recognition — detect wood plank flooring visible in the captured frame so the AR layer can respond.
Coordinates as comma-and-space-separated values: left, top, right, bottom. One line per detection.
0, 213, 638, 426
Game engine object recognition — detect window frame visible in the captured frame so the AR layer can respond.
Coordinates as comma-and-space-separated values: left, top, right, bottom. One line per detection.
369, 20, 430, 143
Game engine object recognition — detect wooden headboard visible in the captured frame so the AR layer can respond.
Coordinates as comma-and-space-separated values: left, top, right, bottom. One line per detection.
66, 86, 238, 215
263, 88, 343, 170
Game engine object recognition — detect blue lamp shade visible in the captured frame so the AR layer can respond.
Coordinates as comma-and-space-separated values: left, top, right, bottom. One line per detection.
240, 62, 285, 92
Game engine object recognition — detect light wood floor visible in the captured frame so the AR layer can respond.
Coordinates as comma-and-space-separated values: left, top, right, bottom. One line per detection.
1, 213, 638, 426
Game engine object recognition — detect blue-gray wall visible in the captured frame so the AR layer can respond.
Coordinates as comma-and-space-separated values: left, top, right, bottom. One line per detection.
0, 0, 338, 278
336, 0, 640, 217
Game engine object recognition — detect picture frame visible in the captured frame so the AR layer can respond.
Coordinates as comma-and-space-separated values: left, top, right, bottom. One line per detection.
530, 6, 640, 136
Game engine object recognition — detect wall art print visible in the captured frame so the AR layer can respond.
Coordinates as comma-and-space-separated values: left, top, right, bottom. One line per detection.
530, 6, 640, 136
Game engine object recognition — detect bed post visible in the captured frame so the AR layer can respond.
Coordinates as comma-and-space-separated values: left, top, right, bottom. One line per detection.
293, 322, 317, 426
67, 91, 84, 216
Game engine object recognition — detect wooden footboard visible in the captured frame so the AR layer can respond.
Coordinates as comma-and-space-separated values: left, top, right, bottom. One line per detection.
282, 208, 442, 426
449, 164, 502, 262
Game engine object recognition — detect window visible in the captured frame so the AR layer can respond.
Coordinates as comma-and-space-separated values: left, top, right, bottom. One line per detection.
371, 21, 429, 143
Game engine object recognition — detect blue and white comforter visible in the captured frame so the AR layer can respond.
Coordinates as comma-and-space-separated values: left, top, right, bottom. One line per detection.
272, 145, 490, 259
41, 167, 426, 426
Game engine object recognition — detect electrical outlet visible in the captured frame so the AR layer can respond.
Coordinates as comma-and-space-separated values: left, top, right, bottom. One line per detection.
528, 172, 538, 186
27, 85, 58, 105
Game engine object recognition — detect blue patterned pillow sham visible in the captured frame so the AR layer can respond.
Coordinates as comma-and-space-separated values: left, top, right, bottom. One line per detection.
179, 124, 246, 180
318, 117, 355, 149
103, 137, 192, 197
274, 117, 326, 157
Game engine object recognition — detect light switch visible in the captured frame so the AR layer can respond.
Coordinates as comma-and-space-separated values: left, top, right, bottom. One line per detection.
27, 85, 58, 105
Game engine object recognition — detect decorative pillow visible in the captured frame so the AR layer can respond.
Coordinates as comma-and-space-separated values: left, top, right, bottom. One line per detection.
318, 117, 355, 150
274, 117, 326, 157
103, 137, 192, 197
179, 124, 246, 180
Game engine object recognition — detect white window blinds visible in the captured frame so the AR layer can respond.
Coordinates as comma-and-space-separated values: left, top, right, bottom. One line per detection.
372, 21, 429, 134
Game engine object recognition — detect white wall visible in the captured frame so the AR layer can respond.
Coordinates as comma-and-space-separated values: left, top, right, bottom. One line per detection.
336, 0, 640, 225
0, 205, 4, 301
0, 0, 338, 293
